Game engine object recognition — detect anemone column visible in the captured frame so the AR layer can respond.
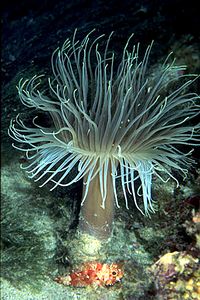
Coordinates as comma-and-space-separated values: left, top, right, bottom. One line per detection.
79, 164, 115, 240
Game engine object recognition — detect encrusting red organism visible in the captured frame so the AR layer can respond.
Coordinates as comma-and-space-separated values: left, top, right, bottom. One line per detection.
55, 261, 124, 287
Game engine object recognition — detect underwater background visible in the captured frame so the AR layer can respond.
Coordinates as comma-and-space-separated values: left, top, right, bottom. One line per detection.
1, 0, 200, 299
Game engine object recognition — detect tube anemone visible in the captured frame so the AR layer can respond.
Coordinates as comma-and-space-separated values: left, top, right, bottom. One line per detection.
9, 30, 199, 240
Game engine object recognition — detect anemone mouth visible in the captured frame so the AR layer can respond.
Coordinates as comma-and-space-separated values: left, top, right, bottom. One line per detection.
8, 29, 200, 216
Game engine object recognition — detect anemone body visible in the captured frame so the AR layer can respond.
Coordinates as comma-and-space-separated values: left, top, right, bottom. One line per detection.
9, 30, 199, 239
